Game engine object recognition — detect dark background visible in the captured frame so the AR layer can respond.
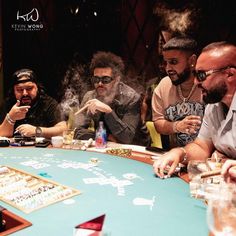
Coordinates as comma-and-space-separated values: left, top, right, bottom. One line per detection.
1, 0, 236, 100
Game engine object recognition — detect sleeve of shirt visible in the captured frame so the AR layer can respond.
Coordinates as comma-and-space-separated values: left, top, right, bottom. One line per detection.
152, 81, 165, 122
104, 95, 141, 144
197, 105, 212, 141
45, 99, 64, 126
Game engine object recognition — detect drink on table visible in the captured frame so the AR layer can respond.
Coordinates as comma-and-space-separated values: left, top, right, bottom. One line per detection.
95, 121, 107, 148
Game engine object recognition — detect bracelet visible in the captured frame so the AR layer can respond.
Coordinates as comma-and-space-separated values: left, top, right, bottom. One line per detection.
6, 113, 16, 126
179, 147, 187, 163
173, 121, 180, 133
7, 113, 15, 123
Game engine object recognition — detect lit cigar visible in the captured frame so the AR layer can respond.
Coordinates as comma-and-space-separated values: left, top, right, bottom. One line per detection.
200, 169, 221, 178
74, 104, 89, 115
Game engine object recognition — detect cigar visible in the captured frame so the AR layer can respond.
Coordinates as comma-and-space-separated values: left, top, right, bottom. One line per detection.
74, 104, 89, 115
200, 169, 221, 178
81, 138, 93, 151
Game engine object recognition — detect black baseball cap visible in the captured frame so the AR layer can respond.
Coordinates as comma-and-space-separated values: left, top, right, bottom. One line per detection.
12, 68, 38, 85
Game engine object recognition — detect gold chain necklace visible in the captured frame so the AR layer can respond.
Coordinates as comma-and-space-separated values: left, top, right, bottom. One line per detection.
177, 83, 196, 103
177, 83, 196, 113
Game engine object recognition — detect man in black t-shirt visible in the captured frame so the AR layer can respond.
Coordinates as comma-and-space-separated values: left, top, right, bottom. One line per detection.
0, 69, 66, 138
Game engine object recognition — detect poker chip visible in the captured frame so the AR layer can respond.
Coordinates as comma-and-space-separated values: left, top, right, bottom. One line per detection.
90, 158, 98, 163
106, 148, 132, 158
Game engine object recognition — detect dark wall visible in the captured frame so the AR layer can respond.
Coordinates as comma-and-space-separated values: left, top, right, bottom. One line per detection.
2, 0, 122, 99
2, 0, 236, 100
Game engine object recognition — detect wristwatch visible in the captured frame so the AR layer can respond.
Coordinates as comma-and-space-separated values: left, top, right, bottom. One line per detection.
35, 126, 42, 137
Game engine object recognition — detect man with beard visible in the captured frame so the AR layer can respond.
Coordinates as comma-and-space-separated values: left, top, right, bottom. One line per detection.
74, 51, 150, 146
0, 69, 66, 138
153, 41, 236, 178
152, 36, 205, 148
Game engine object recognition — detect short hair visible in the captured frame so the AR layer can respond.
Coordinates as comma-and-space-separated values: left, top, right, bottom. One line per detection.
201, 41, 236, 67
90, 51, 125, 78
201, 41, 236, 53
163, 36, 197, 54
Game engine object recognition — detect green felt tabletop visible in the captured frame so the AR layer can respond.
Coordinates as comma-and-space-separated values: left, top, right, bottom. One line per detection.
0, 148, 208, 236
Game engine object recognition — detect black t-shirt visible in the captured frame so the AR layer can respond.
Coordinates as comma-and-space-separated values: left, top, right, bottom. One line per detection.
0, 93, 63, 132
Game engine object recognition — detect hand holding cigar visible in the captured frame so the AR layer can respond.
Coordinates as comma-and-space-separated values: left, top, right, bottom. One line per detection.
74, 104, 89, 115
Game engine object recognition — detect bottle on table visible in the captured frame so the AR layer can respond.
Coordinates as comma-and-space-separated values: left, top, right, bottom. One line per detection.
95, 121, 107, 148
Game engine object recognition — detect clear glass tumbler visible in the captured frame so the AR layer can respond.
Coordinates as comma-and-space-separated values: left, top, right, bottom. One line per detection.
187, 160, 211, 198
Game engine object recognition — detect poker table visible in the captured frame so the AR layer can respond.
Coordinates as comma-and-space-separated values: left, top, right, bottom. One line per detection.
0, 147, 208, 236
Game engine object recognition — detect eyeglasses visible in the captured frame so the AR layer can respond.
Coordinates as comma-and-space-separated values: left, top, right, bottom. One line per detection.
91, 76, 114, 84
193, 66, 236, 82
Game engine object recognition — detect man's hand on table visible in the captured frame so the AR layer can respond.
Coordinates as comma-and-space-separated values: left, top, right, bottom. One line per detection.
153, 148, 183, 178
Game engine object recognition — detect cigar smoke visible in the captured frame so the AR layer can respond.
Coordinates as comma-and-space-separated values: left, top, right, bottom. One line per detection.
154, 2, 200, 35
60, 88, 80, 115
59, 56, 90, 128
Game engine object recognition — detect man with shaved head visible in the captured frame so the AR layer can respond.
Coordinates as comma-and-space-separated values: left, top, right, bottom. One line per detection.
153, 41, 236, 178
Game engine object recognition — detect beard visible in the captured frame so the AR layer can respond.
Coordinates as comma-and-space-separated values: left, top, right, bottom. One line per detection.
169, 68, 191, 86
96, 80, 120, 105
20, 95, 38, 106
199, 80, 227, 104
20, 95, 33, 106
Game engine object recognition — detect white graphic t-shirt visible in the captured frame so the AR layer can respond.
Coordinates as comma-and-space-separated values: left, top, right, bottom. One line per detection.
152, 76, 205, 147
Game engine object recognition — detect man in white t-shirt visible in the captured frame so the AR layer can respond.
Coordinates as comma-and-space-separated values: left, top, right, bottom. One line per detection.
152, 36, 205, 148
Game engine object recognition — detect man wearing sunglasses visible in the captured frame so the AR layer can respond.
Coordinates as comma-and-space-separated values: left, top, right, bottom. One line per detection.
153, 41, 236, 178
74, 51, 150, 146
152, 36, 205, 148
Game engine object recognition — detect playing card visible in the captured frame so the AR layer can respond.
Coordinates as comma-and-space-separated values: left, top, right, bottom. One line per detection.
31, 163, 50, 169
20, 160, 39, 166
83, 178, 99, 184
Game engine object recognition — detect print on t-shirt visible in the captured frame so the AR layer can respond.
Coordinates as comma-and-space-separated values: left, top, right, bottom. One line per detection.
165, 101, 205, 146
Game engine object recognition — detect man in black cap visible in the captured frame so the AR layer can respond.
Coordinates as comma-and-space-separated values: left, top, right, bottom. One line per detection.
0, 68, 66, 138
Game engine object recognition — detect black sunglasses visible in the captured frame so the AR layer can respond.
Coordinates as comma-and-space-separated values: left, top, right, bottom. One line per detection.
193, 66, 236, 82
91, 76, 114, 84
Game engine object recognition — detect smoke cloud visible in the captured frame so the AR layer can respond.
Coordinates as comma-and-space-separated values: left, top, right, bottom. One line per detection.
154, 2, 200, 36
59, 56, 90, 128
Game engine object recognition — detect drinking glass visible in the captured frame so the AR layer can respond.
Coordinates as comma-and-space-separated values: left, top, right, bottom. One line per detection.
63, 129, 75, 148
207, 183, 236, 236
187, 160, 211, 198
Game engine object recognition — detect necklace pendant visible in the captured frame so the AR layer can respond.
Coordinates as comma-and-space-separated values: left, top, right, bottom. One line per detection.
177, 84, 196, 105
179, 101, 189, 113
